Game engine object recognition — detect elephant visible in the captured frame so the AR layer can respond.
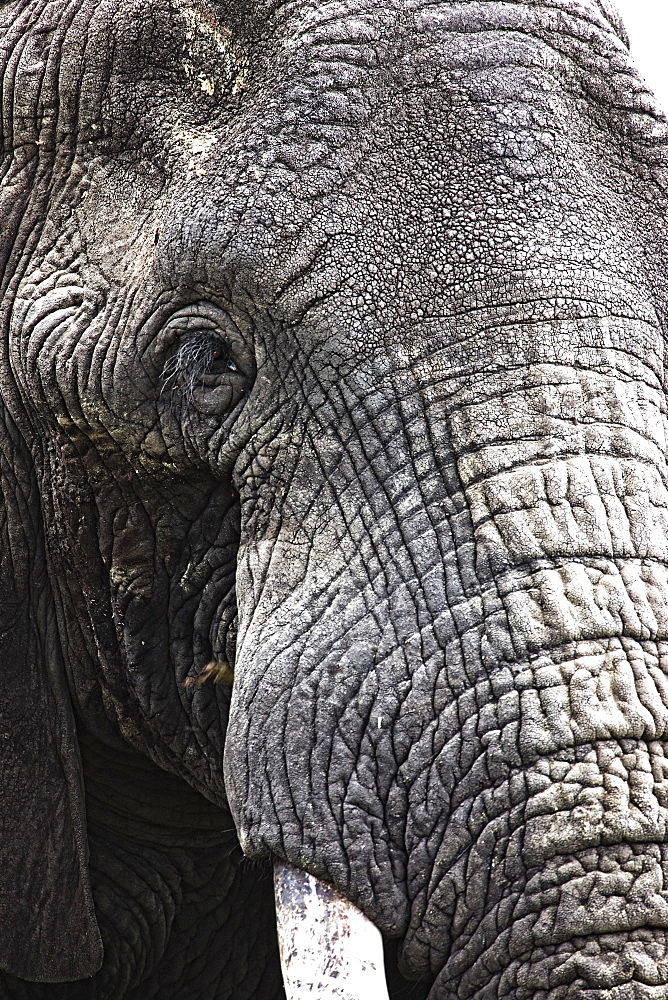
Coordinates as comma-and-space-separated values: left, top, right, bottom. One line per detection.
1, 0, 668, 997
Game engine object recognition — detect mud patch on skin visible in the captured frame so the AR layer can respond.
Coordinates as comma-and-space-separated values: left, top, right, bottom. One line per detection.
178, 4, 249, 99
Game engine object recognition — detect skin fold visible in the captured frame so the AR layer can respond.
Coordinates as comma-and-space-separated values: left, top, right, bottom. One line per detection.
1, 0, 668, 997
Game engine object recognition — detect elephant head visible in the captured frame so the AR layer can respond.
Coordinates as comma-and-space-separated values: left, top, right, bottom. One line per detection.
2, 0, 668, 996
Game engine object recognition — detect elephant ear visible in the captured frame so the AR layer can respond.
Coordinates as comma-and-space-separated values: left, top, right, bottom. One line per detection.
0, 396, 103, 981
0, 1, 103, 981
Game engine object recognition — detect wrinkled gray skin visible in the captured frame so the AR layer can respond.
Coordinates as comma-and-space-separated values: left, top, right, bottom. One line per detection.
1, 0, 668, 998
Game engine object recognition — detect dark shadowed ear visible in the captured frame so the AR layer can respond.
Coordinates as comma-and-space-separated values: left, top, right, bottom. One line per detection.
0, 0, 102, 983
0, 396, 103, 982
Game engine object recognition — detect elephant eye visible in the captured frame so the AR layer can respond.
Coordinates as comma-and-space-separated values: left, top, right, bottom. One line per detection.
161, 332, 242, 404
210, 346, 239, 373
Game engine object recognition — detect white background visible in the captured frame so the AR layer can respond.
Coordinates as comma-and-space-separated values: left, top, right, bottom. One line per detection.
614, 0, 668, 114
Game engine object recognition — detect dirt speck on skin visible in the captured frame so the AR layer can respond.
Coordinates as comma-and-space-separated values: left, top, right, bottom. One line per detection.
184, 660, 234, 687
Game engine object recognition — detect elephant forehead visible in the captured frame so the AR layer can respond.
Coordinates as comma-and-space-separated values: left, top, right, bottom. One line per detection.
17, 3, 651, 229
2, 0, 653, 173
150, 3, 665, 331
5, 0, 667, 369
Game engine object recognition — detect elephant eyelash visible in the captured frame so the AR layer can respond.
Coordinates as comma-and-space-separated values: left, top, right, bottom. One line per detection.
160, 333, 239, 405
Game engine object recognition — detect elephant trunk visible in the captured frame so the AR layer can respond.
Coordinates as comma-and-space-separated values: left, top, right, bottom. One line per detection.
453, 356, 668, 670
227, 339, 668, 994
423, 356, 668, 995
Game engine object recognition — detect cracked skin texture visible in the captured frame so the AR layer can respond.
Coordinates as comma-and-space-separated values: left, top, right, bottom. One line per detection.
2, 0, 668, 997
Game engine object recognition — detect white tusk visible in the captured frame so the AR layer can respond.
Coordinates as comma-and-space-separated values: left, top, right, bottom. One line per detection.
274, 862, 391, 1000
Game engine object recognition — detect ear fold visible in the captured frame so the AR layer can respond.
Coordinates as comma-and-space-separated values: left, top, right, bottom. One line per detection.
0, 397, 103, 982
